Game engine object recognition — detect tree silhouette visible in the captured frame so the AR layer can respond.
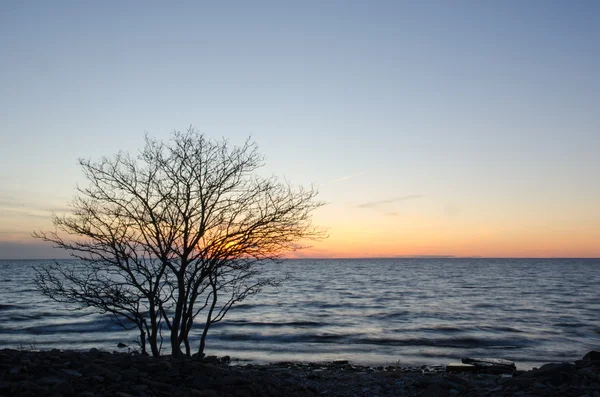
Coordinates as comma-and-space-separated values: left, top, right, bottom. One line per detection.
34, 127, 323, 357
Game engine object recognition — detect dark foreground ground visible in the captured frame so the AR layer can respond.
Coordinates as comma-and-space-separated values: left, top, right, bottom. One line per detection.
1, 349, 599, 397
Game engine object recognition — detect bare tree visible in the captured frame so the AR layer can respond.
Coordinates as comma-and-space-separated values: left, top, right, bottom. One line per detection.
34, 127, 324, 357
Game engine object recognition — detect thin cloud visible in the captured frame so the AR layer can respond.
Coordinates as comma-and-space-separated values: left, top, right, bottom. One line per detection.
356, 195, 423, 209
330, 171, 367, 184
0, 209, 52, 220
0, 194, 70, 214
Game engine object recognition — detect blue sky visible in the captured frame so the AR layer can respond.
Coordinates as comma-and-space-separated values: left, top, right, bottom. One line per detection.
1, 1, 599, 258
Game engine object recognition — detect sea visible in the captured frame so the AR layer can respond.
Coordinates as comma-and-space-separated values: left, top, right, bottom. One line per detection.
0, 258, 598, 369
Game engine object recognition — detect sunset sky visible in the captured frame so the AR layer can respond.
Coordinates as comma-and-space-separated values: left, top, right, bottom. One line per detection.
1, 1, 598, 259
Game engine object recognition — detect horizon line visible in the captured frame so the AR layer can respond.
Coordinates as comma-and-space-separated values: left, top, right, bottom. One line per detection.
1, 256, 599, 261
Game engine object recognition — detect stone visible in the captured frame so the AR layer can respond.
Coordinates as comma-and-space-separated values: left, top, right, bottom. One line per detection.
211, 375, 250, 386
121, 368, 139, 381
423, 383, 446, 397
446, 363, 477, 373
446, 374, 470, 385
61, 368, 82, 377
0, 381, 10, 392
198, 390, 218, 397
17, 380, 45, 394
234, 388, 253, 397
166, 367, 179, 377
88, 348, 101, 357
333, 359, 349, 365
37, 377, 62, 387
131, 384, 149, 392
117, 342, 128, 348
149, 360, 171, 372
139, 378, 172, 391
461, 357, 516, 373
583, 351, 600, 362
52, 380, 74, 395
2, 348, 600, 397
520, 362, 576, 379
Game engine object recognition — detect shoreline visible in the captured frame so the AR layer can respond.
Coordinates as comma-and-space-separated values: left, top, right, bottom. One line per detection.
1, 348, 599, 396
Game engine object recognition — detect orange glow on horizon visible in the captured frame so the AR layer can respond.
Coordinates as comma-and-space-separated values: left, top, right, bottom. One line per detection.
2, 202, 599, 259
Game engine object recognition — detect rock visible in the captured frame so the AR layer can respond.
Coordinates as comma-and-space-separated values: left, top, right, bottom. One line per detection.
3, 348, 600, 397
52, 380, 74, 395
212, 375, 251, 386
417, 378, 449, 388
61, 368, 82, 377
333, 359, 349, 365
139, 378, 172, 391
37, 377, 62, 387
196, 390, 218, 397
17, 380, 45, 394
461, 357, 516, 373
121, 368, 139, 381
520, 362, 576, 379
117, 342, 128, 348
234, 388, 253, 397
220, 355, 231, 363
149, 360, 171, 372
88, 348, 101, 357
446, 363, 477, 373
461, 357, 515, 367
203, 355, 219, 363
422, 383, 446, 397
131, 384, 149, 392
583, 351, 600, 361
446, 374, 470, 386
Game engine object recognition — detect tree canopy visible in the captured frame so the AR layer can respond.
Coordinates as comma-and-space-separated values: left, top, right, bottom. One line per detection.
34, 127, 324, 357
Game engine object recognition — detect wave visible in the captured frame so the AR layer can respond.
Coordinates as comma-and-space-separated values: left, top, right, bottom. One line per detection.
366, 310, 410, 319
553, 322, 586, 328
214, 332, 350, 343
210, 331, 532, 350
12, 318, 126, 335
354, 336, 531, 349
216, 320, 325, 328
1, 258, 598, 367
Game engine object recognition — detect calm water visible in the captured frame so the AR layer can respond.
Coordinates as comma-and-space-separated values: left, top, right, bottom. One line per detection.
0, 258, 598, 369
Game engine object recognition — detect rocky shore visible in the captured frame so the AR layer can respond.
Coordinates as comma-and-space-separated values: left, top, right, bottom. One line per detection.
1, 348, 599, 396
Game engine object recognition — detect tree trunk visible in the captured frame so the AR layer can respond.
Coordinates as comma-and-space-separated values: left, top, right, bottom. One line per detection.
197, 282, 218, 359
148, 327, 160, 357
139, 328, 147, 355
148, 305, 160, 357
170, 273, 185, 357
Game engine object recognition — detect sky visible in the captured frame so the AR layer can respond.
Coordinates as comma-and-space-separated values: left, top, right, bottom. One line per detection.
1, 1, 599, 259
